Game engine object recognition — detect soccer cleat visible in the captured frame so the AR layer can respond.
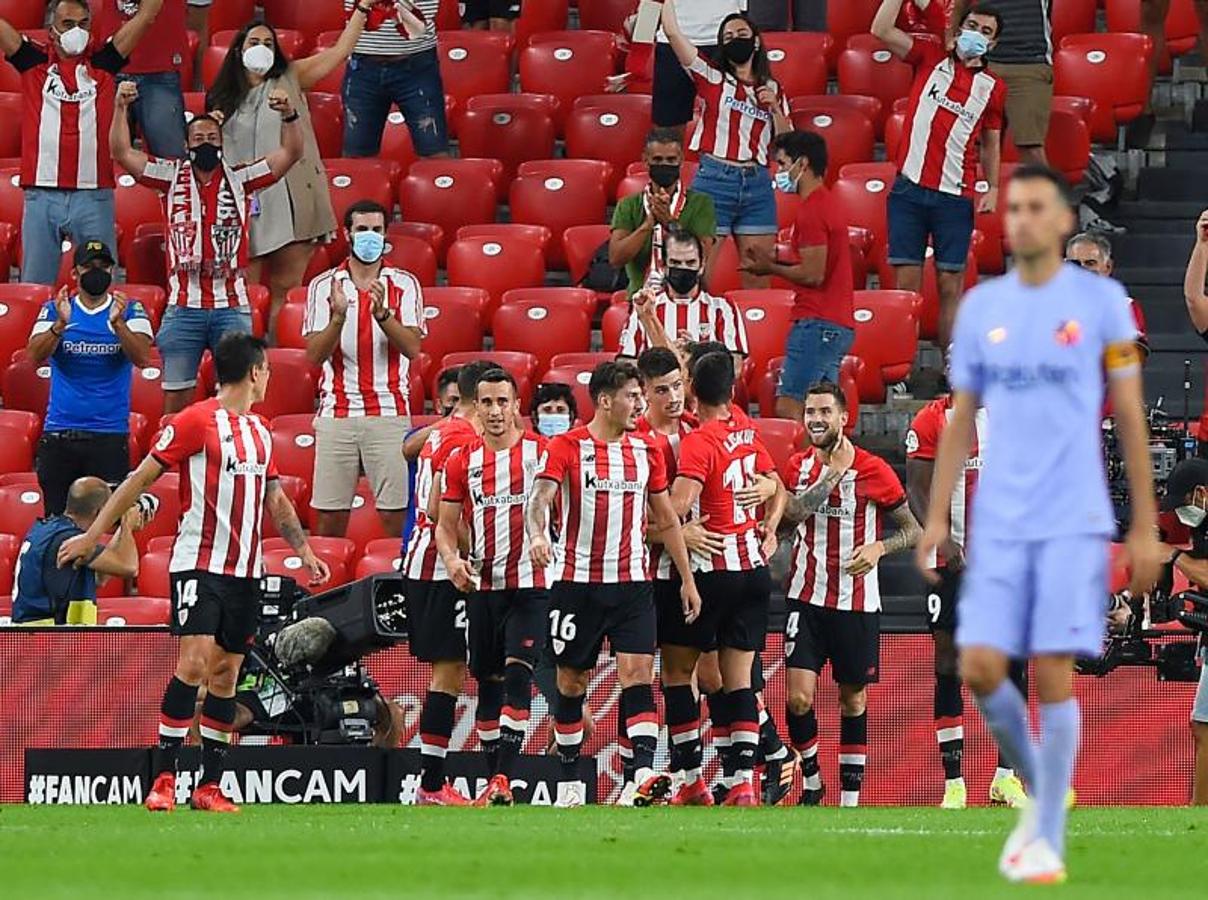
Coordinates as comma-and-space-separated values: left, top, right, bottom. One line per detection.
670, 778, 715, 807
762, 748, 800, 807
189, 782, 239, 813
615, 782, 638, 807
998, 802, 1038, 876
474, 774, 513, 807
554, 782, 585, 808
989, 772, 1027, 808
145, 772, 176, 812
721, 781, 757, 807
711, 782, 730, 807
633, 773, 673, 807
798, 782, 826, 806
1005, 839, 1067, 884
940, 779, 967, 810
417, 784, 472, 807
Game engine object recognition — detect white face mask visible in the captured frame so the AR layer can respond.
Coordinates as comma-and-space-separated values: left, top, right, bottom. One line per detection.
58, 26, 90, 57
1176, 504, 1207, 528
242, 44, 275, 76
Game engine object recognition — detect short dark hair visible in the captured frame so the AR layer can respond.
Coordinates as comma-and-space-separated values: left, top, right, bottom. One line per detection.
964, 3, 1005, 39
476, 367, 517, 396
52, 0, 90, 15
805, 380, 847, 410
437, 367, 461, 394
1007, 163, 1072, 207
645, 127, 683, 151
589, 361, 641, 403
664, 226, 704, 261
636, 347, 681, 382
214, 332, 268, 385
531, 382, 578, 421
773, 130, 828, 179
343, 199, 389, 230
685, 340, 730, 376
186, 114, 222, 138
692, 352, 735, 407
457, 359, 499, 399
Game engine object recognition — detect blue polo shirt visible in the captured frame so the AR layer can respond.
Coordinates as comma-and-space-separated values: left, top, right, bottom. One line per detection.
11, 516, 99, 623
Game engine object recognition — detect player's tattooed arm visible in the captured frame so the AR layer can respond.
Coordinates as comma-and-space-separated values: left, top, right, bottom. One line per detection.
266, 479, 307, 552
526, 477, 559, 568
782, 466, 844, 524
881, 503, 923, 557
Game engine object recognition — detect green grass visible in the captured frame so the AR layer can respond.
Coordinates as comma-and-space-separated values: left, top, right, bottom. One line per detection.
1, 805, 1205, 898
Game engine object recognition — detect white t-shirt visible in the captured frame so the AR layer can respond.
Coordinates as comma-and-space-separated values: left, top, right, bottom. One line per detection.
657, 0, 747, 46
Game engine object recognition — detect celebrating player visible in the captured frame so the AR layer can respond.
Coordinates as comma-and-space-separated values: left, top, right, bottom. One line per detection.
526, 361, 702, 808
402, 360, 495, 806
435, 369, 549, 807
58, 333, 329, 813
917, 165, 1163, 883
782, 382, 921, 807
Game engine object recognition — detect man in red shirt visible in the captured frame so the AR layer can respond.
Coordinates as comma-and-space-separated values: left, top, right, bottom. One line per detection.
744, 130, 855, 422
872, 0, 1007, 351
0, 0, 162, 285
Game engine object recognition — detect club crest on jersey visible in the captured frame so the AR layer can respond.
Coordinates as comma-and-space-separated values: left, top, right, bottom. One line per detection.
1054, 319, 1082, 347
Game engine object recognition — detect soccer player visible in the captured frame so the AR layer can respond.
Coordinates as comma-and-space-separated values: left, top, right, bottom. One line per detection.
526, 361, 703, 807
663, 352, 784, 806
402, 359, 495, 806
917, 165, 1163, 882
908, 391, 1028, 809
435, 368, 549, 806
57, 333, 329, 813
782, 381, 921, 807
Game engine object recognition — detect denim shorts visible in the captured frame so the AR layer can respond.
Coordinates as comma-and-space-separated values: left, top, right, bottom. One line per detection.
777, 318, 855, 401
342, 49, 450, 158
690, 155, 778, 236
886, 175, 974, 271
158, 305, 253, 391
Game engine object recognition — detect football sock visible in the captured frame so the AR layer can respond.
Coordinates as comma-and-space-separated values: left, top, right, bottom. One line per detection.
975, 679, 1036, 788
419, 690, 456, 793
758, 702, 788, 763
1001, 659, 1029, 773
616, 687, 634, 784
934, 672, 964, 781
787, 707, 821, 791
708, 690, 736, 785
499, 663, 532, 778
622, 684, 659, 782
1037, 699, 1079, 858
728, 688, 759, 785
663, 683, 702, 780
476, 678, 504, 775
839, 711, 867, 807
155, 676, 198, 776
198, 693, 235, 788
553, 689, 586, 779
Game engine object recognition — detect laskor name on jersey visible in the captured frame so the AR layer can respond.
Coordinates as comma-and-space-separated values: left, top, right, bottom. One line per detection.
584, 473, 644, 493
980, 362, 1079, 390
224, 458, 269, 476
471, 491, 528, 508
723, 428, 757, 453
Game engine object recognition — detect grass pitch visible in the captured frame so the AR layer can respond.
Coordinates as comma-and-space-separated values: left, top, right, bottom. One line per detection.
1, 805, 1205, 898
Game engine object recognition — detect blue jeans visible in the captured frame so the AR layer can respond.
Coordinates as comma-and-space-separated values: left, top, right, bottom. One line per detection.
123, 71, 186, 159
341, 49, 449, 157
886, 175, 974, 271
158, 305, 253, 390
690, 155, 778, 235
777, 318, 855, 400
21, 188, 116, 286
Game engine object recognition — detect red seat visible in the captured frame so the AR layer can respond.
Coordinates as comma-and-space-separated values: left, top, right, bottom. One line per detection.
437, 29, 514, 110
539, 364, 596, 419
130, 356, 167, 424
457, 104, 557, 190
376, 110, 418, 173
388, 221, 446, 257
0, 410, 41, 445
519, 33, 618, 131
0, 421, 34, 475
973, 161, 1017, 273
752, 418, 805, 478
419, 286, 488, 363
210, 28, 309, 57
399, 163, 499, 262
306, 91, 346, 159
789, 104, 876, 186
270, 413, 316, 507
254, 349, 317, 419
136, 549, 172, 601
446, 236, 547, 323
790, 94, 884, 132
324, 158, 398, 254
114, 174, 163, 256
356, 546, 403, 579
577, 0, 636, 33
1104, 0, 1197, 73
127, 225, 167, 289
826, 0, 880, 70
726, 290, 795, 388
849, 290, 920, 403
831, 162, 897, 263
493, 301, 591, 376
275, 301, 308, 350
1054, 34, 1154, 142
563, 224, 612, 287
133, 472, 180, 555
501, 286, 596, 318
509, 171, 609, 269
438, 351, 538, 407
0, 167, 20, 231
880, 248, 978, 342
263, 536, 356, 590
550, 351, 614, 371
515, 0, 571, 45
0, 483, 43, 540
0, 532, 17, 594
1004, 107, 1090, 186
1, 355, 51, 414
458, 95, 561, 185
320, 477, 389, 555
601, 301, 630, 352
456, 224, 552, 256
0, 0, 47, 28
1053, 0, 1099, 44
258, 0, 344, 42
113, 283, 167, 331
763, 32, 832, 98
837, 42, 914, 133
0, 293, 48, 368
565, 95, 652, 194
383, 234, 438, 287
0, 92, 21, 160
98, 596, 171, 626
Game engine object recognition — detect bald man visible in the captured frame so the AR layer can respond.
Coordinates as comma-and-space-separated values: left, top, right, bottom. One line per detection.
11, 477, 143, 625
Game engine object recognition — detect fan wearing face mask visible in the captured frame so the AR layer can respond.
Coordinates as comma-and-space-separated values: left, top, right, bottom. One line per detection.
206, 13, 369, 338
110, 78, 304, 415
0, 0, 162, 287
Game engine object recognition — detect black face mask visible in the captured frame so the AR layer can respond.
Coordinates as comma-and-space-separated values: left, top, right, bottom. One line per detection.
80, 267, 111, 297
648, 163, 681, 189
722, 37, 756, 65
665, 266, 700, 296
189, 142, 222, 173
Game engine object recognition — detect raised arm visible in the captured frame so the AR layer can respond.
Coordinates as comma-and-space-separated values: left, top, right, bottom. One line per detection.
871, 0, 916, 59
57, 456, 165, 566
295, 4, 369, 92
90, 507, 143, 579
264, 91, 304, 181
110, 81, 150, 176
660, 0, 699, 69
0, 18, 21, 57
111, 0, 164, 59
1184, 211, 1208, 333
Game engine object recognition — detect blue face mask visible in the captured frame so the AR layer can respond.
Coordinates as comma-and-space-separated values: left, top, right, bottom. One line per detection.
773, 168, 798, 193
956, 28, 990, 60
537, 413, 572, 437
351, 230, 385, 264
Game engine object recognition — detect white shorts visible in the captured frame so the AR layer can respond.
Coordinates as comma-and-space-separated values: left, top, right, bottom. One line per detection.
311, 415, 410, 512
1193, 662, 1208, 724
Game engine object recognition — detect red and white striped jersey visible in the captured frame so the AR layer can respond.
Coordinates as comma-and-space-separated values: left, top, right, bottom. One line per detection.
785, 446, 907, 612
137, 156, 278, 309
617, 291, 749, 359
10, 39, 126, 190
441, 433, 549, 591
686, 56, 789, 166
403, 416, 479, 581
676, 416, 777, 573
896, 41, 1006, 198
304, 263, 426, 418
636, 413, 697, 579
150, 398, 278, 579
536, 427, 669, 584
906, 395, 986, 566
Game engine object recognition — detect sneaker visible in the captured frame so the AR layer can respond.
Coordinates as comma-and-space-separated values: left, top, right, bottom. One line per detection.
798, 782, 826, 806
998, 802, 1038, 876
721, 781, 757, 807
1005, 838, 1067, 885
940, 779, 967, 810
989, 772, 1027, 808
670, 778, 715, 807
554, 782, 585, 808
762, 749, 800, 807
633, 773, 672, 807
615, 781, 638, 807
189, 782, 239, 813
474, 774, 513, 807
145, 772, 175, 813
417, 784, 472, 807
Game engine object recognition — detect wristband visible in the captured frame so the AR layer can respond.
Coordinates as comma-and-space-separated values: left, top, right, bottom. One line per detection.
51, 323, 65, 337
281, 111, 300, 123
374, 311, 391, 323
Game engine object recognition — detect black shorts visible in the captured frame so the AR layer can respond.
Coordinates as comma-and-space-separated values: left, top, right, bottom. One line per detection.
658, 568, 770, 653
467, 587, 549, 679
653, 42, 717, 127
926, 566, 962, 634
169, 571, 261, 654
784, 602, 880, 686
404, 577, 468, 663
463, 0, 519, 22
548, 581, 656, 671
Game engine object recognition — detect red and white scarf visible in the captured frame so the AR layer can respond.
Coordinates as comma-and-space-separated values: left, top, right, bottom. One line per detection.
643, 181, 688, 290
